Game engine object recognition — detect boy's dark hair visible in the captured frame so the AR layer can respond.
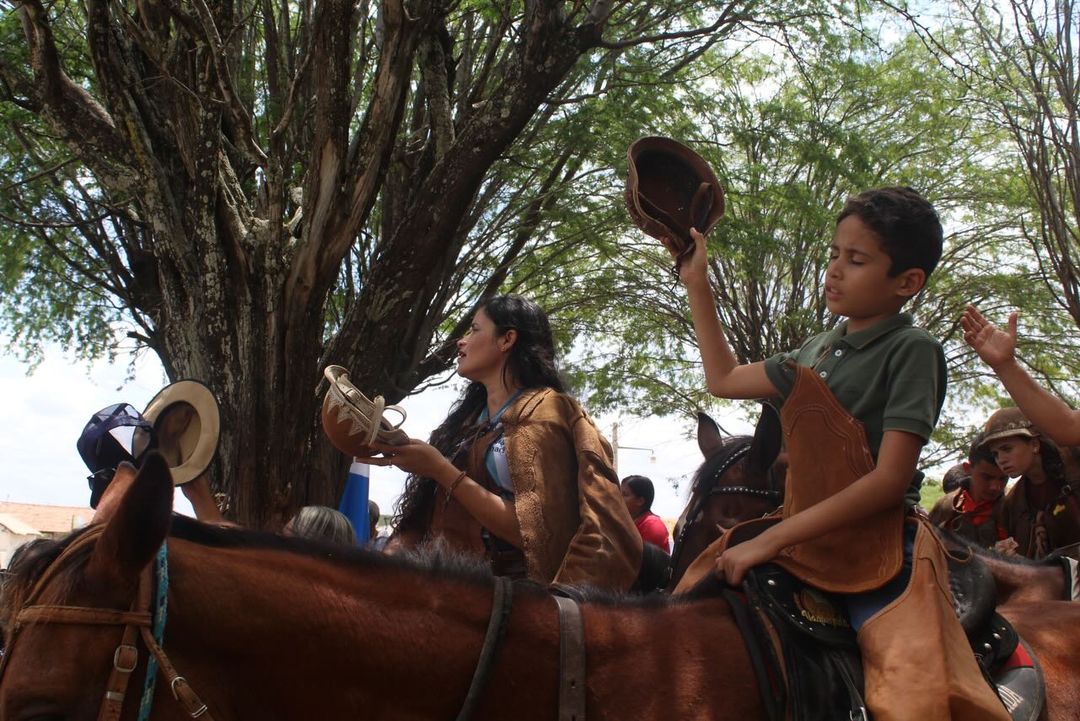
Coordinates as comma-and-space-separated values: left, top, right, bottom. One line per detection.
966, 436, 996, 466
621, 475, 655, 511
837, 186, 943, 279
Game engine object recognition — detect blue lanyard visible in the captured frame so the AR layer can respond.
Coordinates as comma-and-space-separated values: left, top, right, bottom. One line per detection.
479, 389, 524, 426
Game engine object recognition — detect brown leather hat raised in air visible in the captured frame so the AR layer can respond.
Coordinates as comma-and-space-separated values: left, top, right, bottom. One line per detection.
979, 407, 1039, 448
625, 136, 725, 257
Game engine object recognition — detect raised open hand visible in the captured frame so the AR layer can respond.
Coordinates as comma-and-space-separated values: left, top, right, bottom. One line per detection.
961, 304, 1018, 370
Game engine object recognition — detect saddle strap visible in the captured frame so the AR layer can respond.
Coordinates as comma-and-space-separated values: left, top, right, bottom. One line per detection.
454, 576, 514, 721
824, 648, 869, 721
723, 589, 785, 721
554, 595, 586, 721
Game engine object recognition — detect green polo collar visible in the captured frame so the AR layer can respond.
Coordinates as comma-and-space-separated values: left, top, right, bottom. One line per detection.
830, 313, 914, 350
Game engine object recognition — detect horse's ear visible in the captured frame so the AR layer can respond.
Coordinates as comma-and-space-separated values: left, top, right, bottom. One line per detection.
91, 463, 139, 524
748, 402, 782, 473
86, 451, 173, 591
697, 411, 726, 458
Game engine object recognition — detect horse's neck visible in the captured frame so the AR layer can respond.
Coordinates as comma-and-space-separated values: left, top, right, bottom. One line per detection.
978, 553, 1065, 604
166, 542, 518, 718
164, 540, 761, 720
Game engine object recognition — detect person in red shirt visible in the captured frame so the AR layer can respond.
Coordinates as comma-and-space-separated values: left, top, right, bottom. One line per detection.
929, 438, 1009, 551
620, 475, 671, 553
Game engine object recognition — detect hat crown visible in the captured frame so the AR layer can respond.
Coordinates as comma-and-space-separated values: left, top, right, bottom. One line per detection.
625, 137, 725, 252
978, 406, 1039, 449
983, 407, 1034, 435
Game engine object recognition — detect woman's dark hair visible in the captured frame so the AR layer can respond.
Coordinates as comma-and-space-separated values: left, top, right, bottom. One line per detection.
392, 295, 565, 536
621, 475, 655, 511
1036, 436, 1066, 486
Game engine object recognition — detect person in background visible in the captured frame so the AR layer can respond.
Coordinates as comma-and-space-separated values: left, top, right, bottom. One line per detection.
367, 500, 381, 542
962, 304, 1080, 447
979, 407, 1080, 559
620, 475, 671, 553
929, 436, 1010, 551
368, 500, 392, 551
284, 506, 357, 546
941, 463, 969, 494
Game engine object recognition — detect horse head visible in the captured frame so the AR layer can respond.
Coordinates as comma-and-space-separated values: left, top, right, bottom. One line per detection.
0, 453, 174, 720
667, 406, 786, 590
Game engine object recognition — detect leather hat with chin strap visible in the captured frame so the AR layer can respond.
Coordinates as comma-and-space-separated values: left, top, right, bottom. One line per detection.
142, 379, 221, 486
626, 136, 725, 259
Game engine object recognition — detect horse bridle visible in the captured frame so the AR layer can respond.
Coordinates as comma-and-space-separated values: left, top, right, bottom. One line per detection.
0, 526, 213, 721
0, 526, 524, 721
669, 443, 784, 577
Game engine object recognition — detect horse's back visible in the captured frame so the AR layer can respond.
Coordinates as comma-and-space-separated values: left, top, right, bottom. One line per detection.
1000, 601, 1080, 721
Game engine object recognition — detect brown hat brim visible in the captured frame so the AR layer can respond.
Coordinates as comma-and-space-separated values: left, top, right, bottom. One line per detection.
978, 427, 1037, 448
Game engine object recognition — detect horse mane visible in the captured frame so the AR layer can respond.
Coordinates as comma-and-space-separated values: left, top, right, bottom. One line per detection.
168, 514, 518, 586
688, 434, 755, 495
935, 526, 1062, 568
172, 518, 686, 607
0, 526, 97, 633
1, 514, 693, 630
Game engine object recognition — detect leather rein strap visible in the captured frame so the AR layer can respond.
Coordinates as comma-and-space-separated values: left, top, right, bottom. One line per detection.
0, 528, 214, 721
554, 595, 586, 721
455, 575, 514, 721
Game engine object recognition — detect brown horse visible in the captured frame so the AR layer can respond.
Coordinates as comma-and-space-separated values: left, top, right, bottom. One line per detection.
1000, 601, 1080, 719
938, 529, 1074, 603
668, 408, 786, 590
2, 455, 1079, 719
0, 454, 769, 720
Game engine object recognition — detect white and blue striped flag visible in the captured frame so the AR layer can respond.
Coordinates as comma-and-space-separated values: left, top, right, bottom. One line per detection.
337, 459, 370, 542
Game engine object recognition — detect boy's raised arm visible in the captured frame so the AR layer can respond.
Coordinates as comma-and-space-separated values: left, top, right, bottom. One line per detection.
962, 304, 1080, 446
667, 229, 778, 400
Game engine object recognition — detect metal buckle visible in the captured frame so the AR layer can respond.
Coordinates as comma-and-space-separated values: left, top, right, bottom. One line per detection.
850, 707, 869, 721
113, 643, 138, 673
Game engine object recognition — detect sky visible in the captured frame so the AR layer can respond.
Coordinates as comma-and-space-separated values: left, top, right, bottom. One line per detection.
0, 345, 744, 523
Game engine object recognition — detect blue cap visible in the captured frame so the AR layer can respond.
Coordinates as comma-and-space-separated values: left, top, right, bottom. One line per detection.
76, 403, 157, 508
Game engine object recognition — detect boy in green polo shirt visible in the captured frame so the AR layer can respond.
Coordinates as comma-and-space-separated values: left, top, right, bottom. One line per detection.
663, 186, 1008, 721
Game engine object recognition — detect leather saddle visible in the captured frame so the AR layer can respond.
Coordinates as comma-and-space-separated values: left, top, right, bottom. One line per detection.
722, 558, 1045, 721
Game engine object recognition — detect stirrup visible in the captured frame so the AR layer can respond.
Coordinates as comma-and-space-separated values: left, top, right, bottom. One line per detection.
322, 366, 409, 453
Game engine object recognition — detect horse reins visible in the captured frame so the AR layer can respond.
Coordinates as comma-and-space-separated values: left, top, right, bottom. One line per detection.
455, 575, 514, 721
0, 526, 214, 721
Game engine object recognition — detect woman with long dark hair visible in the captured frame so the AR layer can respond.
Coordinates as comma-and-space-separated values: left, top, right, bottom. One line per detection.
364, 295, 642, 589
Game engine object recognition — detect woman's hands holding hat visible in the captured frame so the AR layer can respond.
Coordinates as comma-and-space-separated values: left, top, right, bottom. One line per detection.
359, 439, 459, 483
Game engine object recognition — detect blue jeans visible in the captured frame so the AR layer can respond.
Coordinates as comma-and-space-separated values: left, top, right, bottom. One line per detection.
843, 522, 917, 632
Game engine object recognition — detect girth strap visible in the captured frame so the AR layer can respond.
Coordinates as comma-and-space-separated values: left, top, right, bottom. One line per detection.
454, 575, 514, 721
554, 596, 586, 721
